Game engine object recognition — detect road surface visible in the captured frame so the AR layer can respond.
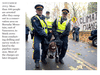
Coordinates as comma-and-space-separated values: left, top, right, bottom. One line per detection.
26, 34, 97, 70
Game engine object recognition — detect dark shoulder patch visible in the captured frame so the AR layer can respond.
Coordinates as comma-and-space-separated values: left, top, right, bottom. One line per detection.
31, 15, 38, 21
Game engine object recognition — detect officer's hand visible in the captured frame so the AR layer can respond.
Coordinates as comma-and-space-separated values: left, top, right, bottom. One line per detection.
55, 37, 59, 41
45, 35, 48, 39
56, 37, 62, 46
56, 39, 63, 46
60, 34, 63, 38
44, 38, 49, 45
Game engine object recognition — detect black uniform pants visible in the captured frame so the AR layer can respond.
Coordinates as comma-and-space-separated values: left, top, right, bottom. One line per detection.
58, 36, 68, 60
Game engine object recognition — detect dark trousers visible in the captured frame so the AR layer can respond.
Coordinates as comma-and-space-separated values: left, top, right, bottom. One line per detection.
34, 36, 48, 63
75, 33, 79, 42
26, 34, 28, 41
73, 32, 79, 42
58, 36, 68, 60
72, 32, 75, 40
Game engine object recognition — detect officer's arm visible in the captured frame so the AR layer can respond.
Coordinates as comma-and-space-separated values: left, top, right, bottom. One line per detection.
62, 21, 70, 36
52, 19, 59, 38
31, 17, 47, 37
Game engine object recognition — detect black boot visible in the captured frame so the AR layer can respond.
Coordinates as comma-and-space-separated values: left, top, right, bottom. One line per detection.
59, 59, 64, 64
35, 61, 40, 68
41, 59, 47, 64
55, 57, 59, 63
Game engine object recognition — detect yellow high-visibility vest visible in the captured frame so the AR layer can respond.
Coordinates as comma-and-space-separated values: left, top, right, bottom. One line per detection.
45, 18, 53, 28
35, 15, 48, 34
56, 16, 69, 33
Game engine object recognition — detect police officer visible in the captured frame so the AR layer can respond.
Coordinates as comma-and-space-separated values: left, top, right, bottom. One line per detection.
45, 11, 53, 41
72, 26, 80, 42
52, 9, 70, 64
31, 4, 49, 68
45, 11, 50, 19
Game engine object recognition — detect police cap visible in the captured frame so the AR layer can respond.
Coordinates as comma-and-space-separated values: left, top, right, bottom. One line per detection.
46, 11, 50, 14
62, 9, 69, 15
35, 4, 44, 10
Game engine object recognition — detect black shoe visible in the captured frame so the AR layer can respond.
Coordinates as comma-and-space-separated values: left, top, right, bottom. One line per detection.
59, 59, 64, 64
55, 57, 59, 63
35, 61, 40, 68
41, 59, 47, 64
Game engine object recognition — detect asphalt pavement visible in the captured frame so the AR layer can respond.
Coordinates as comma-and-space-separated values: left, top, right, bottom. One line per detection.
26, 34, 97, 70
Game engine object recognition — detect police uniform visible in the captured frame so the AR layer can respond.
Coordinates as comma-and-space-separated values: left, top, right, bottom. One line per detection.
52, 9, 70, 64
45, 11, 53, 41
72, 26, 80, 42
31, 4, 49, 68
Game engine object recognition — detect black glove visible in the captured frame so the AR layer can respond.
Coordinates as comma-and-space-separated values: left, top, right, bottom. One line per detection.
56, 36, 60, 40
44, 38, 49, 45
44, 35, 48, 39
60, 34, 63, 38
56, 37, 62, 46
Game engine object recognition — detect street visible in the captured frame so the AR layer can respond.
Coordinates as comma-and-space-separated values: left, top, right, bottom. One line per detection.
26, 34, 97, 70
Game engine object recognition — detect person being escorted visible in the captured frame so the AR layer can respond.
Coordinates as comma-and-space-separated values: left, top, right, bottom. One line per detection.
26, 24, 30, 42
45, 11, 53, 41
31, 4, 49, 68
52, 9, 70, 64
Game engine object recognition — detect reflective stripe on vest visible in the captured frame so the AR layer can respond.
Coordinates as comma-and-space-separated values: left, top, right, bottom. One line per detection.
45, 18, 53, 28
56, 17, 69, 33
35, 15, 48, 34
